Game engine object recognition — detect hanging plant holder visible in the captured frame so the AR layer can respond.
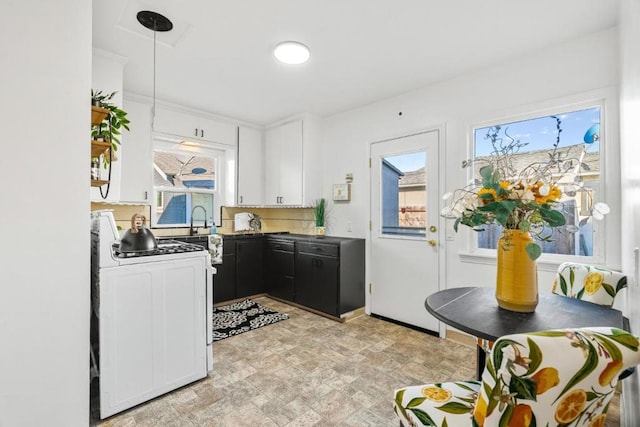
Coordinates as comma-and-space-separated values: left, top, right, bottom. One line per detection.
91, 106, 109, 126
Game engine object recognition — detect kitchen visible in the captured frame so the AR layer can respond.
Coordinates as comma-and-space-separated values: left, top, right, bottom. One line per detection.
3, 1, 640, 426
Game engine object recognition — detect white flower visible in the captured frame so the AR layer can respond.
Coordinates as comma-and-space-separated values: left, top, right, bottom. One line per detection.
442, 192, 453, 201
538, 184, 550, 196
594, 202, 610, 215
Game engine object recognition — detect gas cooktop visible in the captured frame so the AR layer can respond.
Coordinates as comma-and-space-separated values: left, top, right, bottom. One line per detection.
112, 240, 206, 258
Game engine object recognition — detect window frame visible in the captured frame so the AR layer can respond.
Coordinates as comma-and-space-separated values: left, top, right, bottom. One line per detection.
460, 94, 616, 269
151, 138, 225, 228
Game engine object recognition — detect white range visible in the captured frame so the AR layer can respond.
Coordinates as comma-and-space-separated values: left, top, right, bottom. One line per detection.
90, 210, 213, 419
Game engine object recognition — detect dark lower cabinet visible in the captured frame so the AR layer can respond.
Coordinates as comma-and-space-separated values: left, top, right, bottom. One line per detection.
214, 234, 364, 318
265, 239, 295, 301
235, 238, 264, 298
294, 239, 364, 318
213, 239, 236, 304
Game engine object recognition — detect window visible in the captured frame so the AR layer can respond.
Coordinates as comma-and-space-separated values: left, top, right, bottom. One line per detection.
472, 105, 603, 259
152, 147, 219, 228
381, 151, 427, 237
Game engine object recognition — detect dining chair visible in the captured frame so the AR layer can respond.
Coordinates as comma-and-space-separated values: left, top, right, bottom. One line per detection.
476, 263, 628, 357
552, 262, 627, 308
393, 326, 640, 426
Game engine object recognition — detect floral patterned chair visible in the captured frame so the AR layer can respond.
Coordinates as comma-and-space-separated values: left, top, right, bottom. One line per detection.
393, 327, 640, 426
552, 262, 627, 307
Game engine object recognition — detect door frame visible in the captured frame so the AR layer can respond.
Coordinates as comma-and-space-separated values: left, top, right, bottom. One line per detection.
368, 124, 448, 338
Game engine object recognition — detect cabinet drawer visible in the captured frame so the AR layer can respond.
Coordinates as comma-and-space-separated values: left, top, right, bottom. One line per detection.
267, 239, 295, 253
297, 241, 338, 257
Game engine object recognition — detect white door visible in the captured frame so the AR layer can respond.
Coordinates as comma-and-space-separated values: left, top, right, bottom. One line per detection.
370, 129, 441, 332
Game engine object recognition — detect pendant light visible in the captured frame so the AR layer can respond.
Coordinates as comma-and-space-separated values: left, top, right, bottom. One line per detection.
136, 10, 173, 124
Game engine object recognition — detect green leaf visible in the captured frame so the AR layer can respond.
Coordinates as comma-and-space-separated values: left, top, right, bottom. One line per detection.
558, 274, 568, 295
437, 401, 473, 414
594, 335, 622, 361
407, 397, 426, 408
539, 207, 566, 227
525, 243, 542, 261
527, 330, 567, 338
608, 329, 640, 351
617, 276, 628, 293
602, 283, 616, 298
525, 338, 542, 374
554, 340, 599, 403
480, 165, 495, 187
576, 288, 585, 300
409, 408, 437, 426
498, 404, 514, 427
569, 268, 575, 286
395, 388, 405, 405
510, 375, 537, 401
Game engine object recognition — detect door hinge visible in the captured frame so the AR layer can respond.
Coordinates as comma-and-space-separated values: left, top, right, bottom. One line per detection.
369, 221, 372, 231
369, 158, 372, 168
369, 283, 372, 293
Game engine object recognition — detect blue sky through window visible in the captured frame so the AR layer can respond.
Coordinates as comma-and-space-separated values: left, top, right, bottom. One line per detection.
475, 107, 600, 156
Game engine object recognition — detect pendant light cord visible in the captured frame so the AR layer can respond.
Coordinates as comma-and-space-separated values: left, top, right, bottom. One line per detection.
152, 19, 157, 126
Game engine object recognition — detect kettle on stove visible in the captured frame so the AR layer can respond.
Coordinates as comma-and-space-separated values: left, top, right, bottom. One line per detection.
119, 213, 158, 252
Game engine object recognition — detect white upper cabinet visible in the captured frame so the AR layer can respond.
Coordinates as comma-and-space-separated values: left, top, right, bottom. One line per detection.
119, 99, 152, 203
153, 106, 237, 146
237, 126, 263, 206
263, 117, 321, 206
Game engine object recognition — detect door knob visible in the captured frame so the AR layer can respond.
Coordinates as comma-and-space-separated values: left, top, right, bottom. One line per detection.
429, 225, 437, 232
427, 239, 437, 247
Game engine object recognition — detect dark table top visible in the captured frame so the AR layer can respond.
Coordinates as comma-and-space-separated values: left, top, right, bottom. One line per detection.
425, 286, 625, 341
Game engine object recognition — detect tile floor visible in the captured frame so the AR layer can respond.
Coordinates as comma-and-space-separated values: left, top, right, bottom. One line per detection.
91, 296, 620, 426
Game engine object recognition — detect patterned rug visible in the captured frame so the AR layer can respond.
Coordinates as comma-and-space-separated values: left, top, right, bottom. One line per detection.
212, 299, 289, 342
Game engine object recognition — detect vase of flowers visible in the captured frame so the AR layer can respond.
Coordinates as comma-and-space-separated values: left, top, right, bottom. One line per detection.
441, 120, 610, 312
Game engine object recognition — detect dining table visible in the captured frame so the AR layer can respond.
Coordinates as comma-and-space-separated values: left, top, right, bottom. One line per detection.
425, 286, 626, 379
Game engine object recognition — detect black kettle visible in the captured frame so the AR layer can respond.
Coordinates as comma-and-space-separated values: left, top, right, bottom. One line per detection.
119, 213, 157, 252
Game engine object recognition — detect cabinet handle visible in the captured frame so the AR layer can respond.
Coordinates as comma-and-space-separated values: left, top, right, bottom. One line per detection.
240, 195, 243, 203
200, 129, 204, 138
144, 191, 148, 200
194, 128, 198, 137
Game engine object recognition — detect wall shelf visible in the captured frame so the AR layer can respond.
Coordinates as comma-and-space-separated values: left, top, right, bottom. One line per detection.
91, 106, 109, 126
91, 179, 110, 187
91, 140, 112, 158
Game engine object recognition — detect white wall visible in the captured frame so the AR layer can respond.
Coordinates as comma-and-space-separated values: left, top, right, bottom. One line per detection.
0, 1, 91, 426
619, 0, 640, 424
321, 28, 620, 309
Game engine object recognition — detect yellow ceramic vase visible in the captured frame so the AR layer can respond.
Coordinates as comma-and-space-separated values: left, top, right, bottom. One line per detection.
495, 229, 538, 312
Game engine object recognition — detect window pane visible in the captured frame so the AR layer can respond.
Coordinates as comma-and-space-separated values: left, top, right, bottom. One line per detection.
381, 152, 427, 237
473, 107, 601, 256
153, 151, 215, 190
155, 192, 214, 226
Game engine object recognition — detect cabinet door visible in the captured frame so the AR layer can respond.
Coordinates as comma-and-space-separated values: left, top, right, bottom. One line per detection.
295, 252, 339, 316
99, 258, 207, 418
213, 240, 236, 303
235, 239, 264, 298
264, 120, 303, 205
237, 126, 263, 206
265, 240, 295, 301
278, 120, 303, 205
153, 107, 236, 146
119, 100, 151, 202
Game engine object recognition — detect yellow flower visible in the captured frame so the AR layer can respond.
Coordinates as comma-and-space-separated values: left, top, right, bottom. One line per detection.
477, 188, 497, 204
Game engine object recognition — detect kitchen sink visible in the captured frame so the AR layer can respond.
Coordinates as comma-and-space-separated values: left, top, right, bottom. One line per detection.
159, 235, 209, 249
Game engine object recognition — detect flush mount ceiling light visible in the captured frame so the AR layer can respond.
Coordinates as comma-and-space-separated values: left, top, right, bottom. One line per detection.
273, 41, 310, 65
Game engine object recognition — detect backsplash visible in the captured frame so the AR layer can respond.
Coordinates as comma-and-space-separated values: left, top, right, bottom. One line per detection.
220, 206, 316, 235
90, 203, 316, 236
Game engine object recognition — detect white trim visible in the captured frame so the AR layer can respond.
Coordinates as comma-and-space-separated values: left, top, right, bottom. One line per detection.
458, 90, 617, 266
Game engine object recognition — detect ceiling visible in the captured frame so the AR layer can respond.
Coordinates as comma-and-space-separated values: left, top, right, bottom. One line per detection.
93, 0, 620, 126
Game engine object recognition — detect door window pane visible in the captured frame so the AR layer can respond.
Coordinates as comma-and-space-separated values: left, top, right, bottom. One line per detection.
381, 151, 427, 237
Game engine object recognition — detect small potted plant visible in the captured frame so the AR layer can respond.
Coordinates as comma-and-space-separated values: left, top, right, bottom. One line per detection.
313, 198, 326, 236
91, 89, 130, 157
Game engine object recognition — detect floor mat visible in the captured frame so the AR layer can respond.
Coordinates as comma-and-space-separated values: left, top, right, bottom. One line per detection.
212, 299, 289, 341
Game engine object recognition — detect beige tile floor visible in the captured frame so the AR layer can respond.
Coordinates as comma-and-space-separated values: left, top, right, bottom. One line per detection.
91, 296, 620, 426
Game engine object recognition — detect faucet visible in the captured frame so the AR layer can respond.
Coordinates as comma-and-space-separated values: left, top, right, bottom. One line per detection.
189, 205, 208, 236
